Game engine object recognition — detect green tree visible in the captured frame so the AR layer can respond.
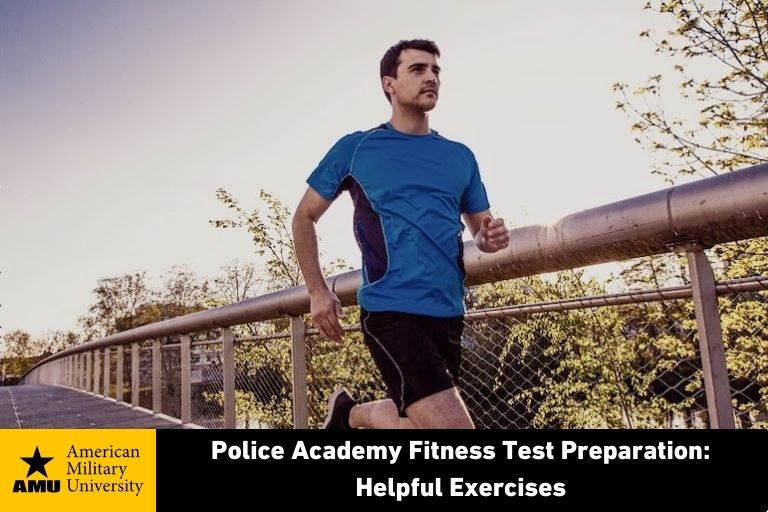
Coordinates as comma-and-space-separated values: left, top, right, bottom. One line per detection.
209, 189, 375, 428
158, 265, 210, 319
211, 189, 349, 291
78, 272, 153, 338
1, 330, 43, 376
614, 0, 767, 179
212, 260, 263, 305
465, 271, 688, 428
615, 0, 768, 427
39, 330, 81, 356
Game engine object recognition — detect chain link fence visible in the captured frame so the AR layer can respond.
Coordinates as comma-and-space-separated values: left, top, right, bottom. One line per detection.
20, 263, 768, 430
122, 271, 768, 429
190, 340, 224, 429
161, 342, 181, 418
138, 344, 153, 410
460, 300, 708, 428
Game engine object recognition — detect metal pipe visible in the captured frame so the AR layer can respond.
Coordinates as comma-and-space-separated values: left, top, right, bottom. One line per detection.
463, 162, 768, 284
463, 276, 768, 320
22, 163, 768, 370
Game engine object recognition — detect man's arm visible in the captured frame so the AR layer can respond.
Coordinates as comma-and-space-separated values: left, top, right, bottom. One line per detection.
292, 187, 345, 341
462, 209, 510, 253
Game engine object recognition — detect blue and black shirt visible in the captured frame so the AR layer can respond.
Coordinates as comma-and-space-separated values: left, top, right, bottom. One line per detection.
307, 123, 490, 318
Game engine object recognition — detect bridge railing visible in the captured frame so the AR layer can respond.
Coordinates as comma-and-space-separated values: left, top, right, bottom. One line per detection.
21, 163, 768, 429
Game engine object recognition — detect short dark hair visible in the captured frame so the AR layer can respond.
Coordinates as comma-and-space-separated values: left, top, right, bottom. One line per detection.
379, 39, 440, 102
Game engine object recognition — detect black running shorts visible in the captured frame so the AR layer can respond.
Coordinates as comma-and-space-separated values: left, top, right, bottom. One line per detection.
360, 308, 464, 417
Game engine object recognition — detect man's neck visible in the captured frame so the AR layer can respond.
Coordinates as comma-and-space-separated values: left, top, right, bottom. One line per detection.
388, 108, 430, 135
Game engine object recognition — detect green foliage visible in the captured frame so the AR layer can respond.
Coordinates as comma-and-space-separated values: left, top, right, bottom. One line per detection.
208, 188, 363, 428
306, 325, 387, 428
1, 330, 43, 376
211, 189, 303, 291
464, 271, 706, 428
211, 188, 350, 291
615, 0, 767, 179
613, 0, 767, 428
78, 267, 211, 339
79, 272, 153, 338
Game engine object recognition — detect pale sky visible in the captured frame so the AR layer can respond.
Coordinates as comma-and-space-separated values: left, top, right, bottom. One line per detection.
1, 0, 674, 339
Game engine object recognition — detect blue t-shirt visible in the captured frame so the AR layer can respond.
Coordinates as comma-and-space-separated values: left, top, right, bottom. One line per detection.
307, 123, 490, 317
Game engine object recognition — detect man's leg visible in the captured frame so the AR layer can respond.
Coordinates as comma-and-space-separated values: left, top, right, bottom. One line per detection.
356, 310, 470, 429
349, 398, 415, 429
405, 387, 474, 429
326, 390, 472, 429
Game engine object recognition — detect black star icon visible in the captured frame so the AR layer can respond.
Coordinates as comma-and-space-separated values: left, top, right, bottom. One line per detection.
21, 447, 54, 478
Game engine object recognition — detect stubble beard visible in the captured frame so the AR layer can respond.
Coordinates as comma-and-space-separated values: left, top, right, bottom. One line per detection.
403, 95, 437, 114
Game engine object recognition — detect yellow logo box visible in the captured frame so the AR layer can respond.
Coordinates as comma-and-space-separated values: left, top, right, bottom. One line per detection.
0, 429, 155, 512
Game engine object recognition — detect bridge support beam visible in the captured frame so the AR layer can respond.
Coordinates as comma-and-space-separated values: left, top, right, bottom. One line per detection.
222, 328, 235, 428
104, 348, 111, 399
675, 242, 736, 429
93, 349, 101, 397
116, 345, 124, 403
180, 335, 191, 425
291, 316, 308, 429
152, 339, 161, 414
131, 342, 139, 407
85, 351, 92, 393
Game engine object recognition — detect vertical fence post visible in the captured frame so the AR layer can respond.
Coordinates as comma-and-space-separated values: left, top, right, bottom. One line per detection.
681, 244, 735, 429
85, 351, 93, 393
222, 328, 236, 429
104, 348, 111, 398
153, 339, 161, 414
81, 353, 86, 390
290, 316, 309, 429
180, 335, 191, 425
93, 349, 101, 396
131, 342, 140, 407
116, 345, 124, 403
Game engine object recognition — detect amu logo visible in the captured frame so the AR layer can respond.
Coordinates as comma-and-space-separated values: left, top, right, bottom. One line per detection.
12, 446, 61, 493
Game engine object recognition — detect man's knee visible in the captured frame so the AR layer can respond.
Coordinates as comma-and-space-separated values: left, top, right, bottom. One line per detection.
405, 387, 474, 429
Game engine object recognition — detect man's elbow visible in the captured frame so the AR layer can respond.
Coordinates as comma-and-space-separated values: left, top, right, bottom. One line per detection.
291, 212, 305, 236
292, 208, 316, 234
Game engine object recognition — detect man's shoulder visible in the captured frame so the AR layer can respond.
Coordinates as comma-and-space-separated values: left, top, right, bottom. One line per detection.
433, 133, 476, 161
330, 126, 387, 153
434, 132, 473, 151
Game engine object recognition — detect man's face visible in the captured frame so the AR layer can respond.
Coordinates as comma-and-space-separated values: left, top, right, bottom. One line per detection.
384, 49, 441, 112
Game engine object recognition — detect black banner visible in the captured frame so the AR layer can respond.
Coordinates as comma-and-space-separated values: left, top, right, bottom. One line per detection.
157, 429, 768, 510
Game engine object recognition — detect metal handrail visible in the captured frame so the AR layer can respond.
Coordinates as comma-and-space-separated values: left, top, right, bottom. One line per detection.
22, 163, 768, 374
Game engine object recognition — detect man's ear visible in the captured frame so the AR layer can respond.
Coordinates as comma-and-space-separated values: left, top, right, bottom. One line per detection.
382, 76, 394, 95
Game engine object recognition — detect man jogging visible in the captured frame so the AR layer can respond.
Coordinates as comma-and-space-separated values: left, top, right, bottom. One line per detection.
292, 39, 509, 429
